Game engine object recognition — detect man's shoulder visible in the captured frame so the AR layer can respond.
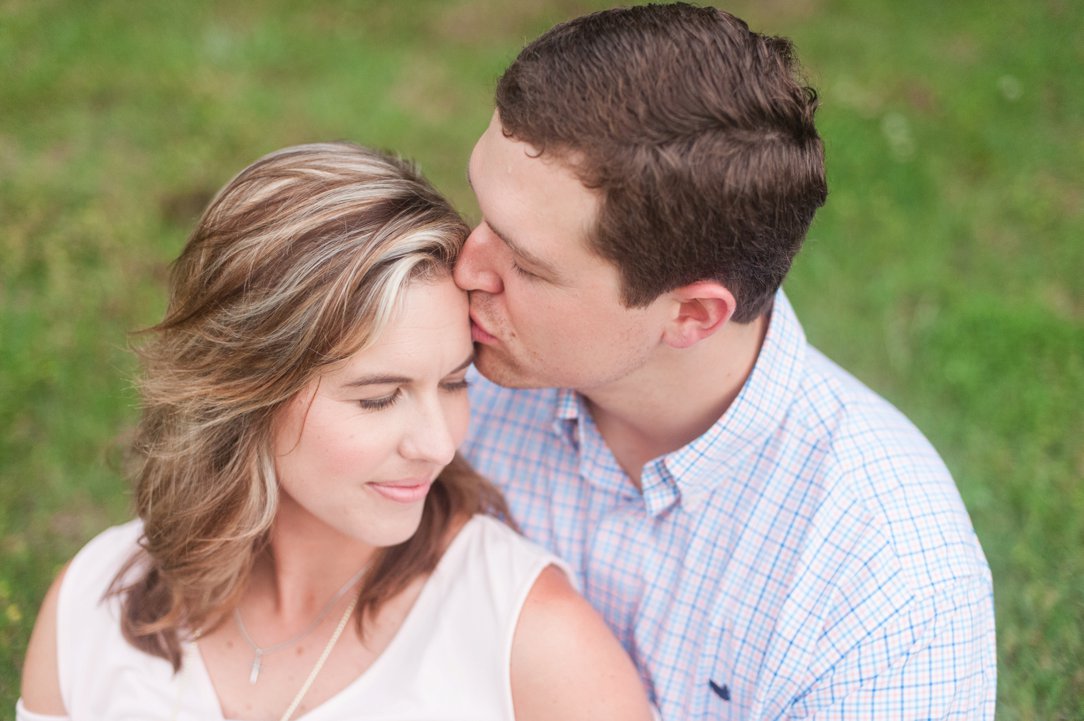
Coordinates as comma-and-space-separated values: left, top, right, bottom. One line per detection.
782, 345, 988, 590
784, 343, 950, 483
735, 342, 995, 721
733, 294, 957, 502
792, 345, 932, 447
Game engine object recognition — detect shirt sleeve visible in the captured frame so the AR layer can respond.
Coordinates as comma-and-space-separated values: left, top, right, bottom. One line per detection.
794, 573, 996, 720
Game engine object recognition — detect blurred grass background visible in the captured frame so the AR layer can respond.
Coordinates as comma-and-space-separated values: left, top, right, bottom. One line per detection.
1, 0, 1081, 717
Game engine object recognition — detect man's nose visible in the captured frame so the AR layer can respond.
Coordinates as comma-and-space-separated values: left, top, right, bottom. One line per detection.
453, 224, 504, 294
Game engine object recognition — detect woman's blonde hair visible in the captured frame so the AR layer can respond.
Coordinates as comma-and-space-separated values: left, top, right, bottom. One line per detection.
113, 142, 507, 669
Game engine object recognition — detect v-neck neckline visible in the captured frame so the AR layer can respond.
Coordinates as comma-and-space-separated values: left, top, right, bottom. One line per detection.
184, 516, 481, 721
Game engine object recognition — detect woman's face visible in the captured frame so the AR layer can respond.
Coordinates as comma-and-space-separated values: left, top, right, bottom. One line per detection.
272, 275, 473, 548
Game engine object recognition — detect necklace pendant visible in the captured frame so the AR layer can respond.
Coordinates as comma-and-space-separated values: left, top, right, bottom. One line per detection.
249, 654, 262, 685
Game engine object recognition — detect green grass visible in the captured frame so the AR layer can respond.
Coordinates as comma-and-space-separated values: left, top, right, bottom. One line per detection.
2, 0, 1081, 716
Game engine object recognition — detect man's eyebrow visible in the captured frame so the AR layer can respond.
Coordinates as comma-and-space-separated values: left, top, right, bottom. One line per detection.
487, 222, 556, 276
466, 165, 559, 279
341, 354, 474, 388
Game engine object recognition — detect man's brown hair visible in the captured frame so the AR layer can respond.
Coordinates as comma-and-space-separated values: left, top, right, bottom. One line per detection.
495, 2, 827, 322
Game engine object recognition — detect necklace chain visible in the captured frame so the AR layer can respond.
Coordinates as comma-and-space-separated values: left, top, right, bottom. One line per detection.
234, 564, 369, 685
278, 593, 359, 721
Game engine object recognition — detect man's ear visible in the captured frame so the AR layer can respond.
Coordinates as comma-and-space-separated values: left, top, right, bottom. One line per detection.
661, 281, 736, 349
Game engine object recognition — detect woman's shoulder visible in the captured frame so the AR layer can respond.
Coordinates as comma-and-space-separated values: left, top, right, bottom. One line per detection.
447, 514, 572, 588
54, 519, 146, 673
61, 519, 144, 597
55, 518, 144, 647
19, 519, 144, 717
458, 512, 522, 540
73, 518, 143, 561
418, 514, 570, 659
457, 514, 557, 559
458, 513, 532, 546
510, 566, 655, 721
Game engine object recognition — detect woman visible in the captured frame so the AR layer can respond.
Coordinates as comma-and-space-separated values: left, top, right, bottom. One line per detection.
19, 143, 652, 721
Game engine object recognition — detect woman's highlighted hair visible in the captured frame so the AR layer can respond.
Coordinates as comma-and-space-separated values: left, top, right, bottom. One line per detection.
115, 143, 506, 668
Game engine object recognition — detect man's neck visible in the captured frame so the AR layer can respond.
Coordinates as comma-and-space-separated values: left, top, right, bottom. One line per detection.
583, 313, 768, 488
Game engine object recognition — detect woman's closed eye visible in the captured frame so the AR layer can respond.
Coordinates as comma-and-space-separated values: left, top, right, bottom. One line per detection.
441, 378, 470, 393
357, 378, 466, 410
357, 389, 401, 411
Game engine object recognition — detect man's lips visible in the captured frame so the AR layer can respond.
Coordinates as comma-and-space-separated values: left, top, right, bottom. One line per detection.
367, 480, 432, 504
469, 313, 498, 345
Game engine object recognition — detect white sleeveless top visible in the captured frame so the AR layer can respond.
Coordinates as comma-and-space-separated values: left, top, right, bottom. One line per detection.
17, 515, 567, 721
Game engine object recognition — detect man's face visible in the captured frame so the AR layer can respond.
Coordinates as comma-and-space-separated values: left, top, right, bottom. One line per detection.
454, 112, 668, 392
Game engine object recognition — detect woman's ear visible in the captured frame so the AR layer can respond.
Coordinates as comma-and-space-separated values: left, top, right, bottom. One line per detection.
661, 281, 736, 349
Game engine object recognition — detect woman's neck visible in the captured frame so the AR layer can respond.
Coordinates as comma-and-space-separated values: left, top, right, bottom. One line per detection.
252, 504, 377, 621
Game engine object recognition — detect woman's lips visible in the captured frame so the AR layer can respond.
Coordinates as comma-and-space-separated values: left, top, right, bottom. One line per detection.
368, 480, 432, 504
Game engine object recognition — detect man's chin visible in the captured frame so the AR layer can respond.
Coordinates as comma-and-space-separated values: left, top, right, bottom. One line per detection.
472, 346, 546, 389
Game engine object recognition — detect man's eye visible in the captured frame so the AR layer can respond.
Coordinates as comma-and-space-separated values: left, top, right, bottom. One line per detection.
511, 260, 538, 280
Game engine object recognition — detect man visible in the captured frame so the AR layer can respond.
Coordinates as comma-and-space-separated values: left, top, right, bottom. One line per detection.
454, 4, 996, 719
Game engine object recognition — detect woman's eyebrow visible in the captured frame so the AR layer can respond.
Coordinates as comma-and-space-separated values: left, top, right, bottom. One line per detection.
341, 373, 410, 388
449, 354, 474, 375
341, 354, 473, 388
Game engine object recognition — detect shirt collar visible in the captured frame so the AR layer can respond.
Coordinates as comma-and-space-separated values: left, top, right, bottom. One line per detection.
555, 386, 580, 423
661, 290, 807, 511
550, 290, 808, 516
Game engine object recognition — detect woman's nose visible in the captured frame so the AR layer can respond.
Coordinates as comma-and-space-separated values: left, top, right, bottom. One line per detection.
399, 398, 458, 467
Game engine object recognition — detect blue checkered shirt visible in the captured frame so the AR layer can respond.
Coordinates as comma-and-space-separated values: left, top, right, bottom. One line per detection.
462, 291, 996, 720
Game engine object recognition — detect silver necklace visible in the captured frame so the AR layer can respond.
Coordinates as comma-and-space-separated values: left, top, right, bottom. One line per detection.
234, 564, 369, 684
278, 593, 359, 721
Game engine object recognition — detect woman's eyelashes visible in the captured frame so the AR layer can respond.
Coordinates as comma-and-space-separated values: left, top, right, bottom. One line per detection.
356, 378, 468, 411
357, 389, 401, 411
442, 378, 470, 393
